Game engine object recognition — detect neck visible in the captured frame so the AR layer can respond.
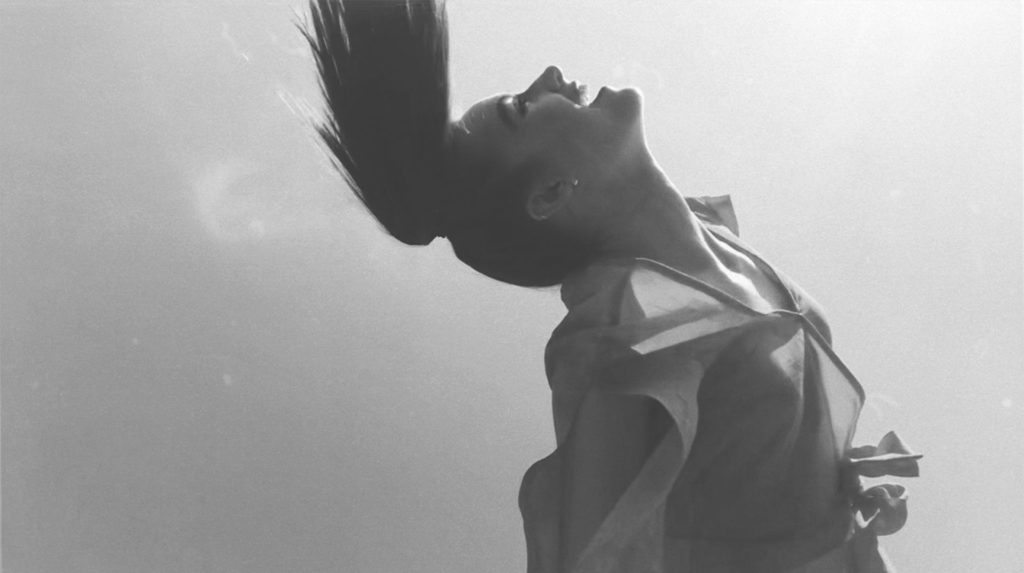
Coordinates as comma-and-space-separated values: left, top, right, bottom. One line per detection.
593, 157, 719, 277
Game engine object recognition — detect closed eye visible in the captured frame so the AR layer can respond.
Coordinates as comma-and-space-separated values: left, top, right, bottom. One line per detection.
496, 96, 518, 130
514, 94, 528, 116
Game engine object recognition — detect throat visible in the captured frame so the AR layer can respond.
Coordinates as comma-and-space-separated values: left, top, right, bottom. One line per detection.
591, 173, 792, 311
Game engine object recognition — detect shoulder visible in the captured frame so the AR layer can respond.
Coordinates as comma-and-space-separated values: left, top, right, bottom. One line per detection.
560, 257, 750, 327
558, 258, 709, 330
551, 258, 754, 362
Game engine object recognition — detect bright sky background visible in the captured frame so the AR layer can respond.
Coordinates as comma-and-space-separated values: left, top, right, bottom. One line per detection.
2, 1, 1021, 572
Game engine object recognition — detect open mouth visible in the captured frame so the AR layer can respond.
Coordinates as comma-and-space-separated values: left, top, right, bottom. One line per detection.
559, 78, 589, 106
571, 82, 589, 106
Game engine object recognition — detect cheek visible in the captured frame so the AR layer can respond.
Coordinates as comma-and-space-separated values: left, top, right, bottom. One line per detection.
573, 115, 633, 159
521, 107, 629, 169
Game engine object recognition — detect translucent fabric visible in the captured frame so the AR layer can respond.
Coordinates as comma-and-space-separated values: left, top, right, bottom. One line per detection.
519, 196, 920, 573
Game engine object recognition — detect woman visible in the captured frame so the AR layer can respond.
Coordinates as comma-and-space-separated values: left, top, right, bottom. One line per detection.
303, 1, 921, 571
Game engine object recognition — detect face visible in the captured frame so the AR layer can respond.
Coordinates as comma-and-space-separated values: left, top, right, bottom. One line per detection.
451, 66, 647, 193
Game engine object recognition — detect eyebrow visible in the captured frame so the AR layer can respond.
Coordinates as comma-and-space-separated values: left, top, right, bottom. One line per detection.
496, 96, 517, 131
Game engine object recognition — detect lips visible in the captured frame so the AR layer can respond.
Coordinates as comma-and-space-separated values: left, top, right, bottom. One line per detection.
588, 86, 611, 107
554, 69, 596, 106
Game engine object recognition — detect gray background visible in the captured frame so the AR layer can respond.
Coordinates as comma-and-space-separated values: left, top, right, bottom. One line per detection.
2, 1, 1021, 571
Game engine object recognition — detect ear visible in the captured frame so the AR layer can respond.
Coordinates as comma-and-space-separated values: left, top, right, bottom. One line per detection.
525, 178, 577, 222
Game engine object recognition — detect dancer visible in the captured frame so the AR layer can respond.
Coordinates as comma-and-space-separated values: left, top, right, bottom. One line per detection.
303, 1, 920, 571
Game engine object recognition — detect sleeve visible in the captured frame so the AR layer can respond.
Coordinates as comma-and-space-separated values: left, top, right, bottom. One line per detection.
520, 348, 708, 573
559, 390, 675, 570
521, 263, 746, 573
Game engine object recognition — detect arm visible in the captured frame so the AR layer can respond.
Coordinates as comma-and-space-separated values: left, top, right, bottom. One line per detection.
560, 392, 672, 571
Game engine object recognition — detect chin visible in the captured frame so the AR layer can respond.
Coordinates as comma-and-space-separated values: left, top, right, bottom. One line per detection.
620, 86, 643, 102
594, 86, 643, 124
615, 87, 644, 129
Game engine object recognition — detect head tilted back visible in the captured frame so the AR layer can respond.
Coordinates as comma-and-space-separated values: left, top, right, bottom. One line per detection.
303, 0, 452, 245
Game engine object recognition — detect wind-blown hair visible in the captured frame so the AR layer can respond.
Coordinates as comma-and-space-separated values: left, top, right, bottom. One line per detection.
303, 0, 597, 287
303, 0, 451, 246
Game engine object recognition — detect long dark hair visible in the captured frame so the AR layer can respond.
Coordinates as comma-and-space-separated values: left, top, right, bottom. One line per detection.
303, 0, 595, 287
303, 0, 450, 246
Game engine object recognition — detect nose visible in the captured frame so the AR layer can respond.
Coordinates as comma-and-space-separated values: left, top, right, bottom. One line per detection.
541, 65, 564, 86
521, 65, 565, 101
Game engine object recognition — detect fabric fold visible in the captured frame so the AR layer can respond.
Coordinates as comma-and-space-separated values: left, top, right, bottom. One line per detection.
521, 195, 921, 573
842, 431, 922, 538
